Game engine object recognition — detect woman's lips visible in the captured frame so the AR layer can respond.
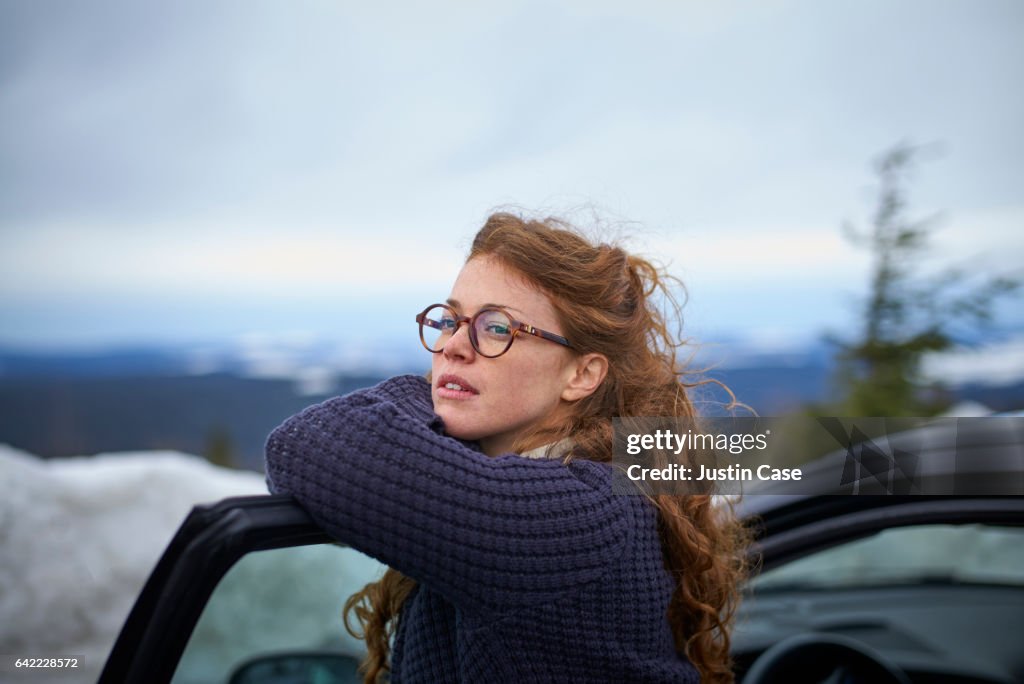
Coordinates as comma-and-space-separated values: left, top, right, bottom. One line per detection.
436, 373, 479, 400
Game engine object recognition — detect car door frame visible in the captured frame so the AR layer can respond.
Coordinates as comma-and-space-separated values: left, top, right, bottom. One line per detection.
99, 494, 329, 684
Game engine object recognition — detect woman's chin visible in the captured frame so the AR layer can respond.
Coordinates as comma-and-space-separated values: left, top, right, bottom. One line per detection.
435, 412, 480, 442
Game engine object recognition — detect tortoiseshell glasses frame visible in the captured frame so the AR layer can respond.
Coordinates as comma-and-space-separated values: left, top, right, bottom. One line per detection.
415, 303, 573, 358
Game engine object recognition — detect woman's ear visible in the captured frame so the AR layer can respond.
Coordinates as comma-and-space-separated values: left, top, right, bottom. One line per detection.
561, 353, 609, 402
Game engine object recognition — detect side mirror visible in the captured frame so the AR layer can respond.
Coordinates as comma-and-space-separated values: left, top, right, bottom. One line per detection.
228, 652, 362, 684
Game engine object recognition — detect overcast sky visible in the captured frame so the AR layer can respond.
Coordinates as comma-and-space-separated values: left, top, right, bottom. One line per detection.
1, 0, 1022, 355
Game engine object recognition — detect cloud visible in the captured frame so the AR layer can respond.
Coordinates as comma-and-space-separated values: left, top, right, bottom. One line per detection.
0, 221, 464, 297
923, 335, 1024, 386
1, 1, 1022, 346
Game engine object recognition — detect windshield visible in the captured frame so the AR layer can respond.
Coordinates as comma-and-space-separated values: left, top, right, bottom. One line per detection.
750, 524, 1024, 592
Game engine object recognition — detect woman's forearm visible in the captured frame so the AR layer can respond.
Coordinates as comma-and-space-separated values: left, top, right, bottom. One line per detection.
264, 374, 633, 614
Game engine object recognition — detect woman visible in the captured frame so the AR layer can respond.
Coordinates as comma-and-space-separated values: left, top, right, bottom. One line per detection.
264, 212, 749, 683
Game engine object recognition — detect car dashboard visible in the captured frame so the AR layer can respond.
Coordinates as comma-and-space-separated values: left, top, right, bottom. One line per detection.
732, 582, 1024, 683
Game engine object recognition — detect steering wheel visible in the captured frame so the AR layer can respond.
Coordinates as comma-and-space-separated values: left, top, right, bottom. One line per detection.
742, 632, 911, 684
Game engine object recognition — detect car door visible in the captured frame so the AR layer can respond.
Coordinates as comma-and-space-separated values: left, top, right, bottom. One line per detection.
99, 494, 378, 684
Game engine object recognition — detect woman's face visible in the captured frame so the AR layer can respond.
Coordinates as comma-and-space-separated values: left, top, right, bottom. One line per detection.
430, 256, 578, 456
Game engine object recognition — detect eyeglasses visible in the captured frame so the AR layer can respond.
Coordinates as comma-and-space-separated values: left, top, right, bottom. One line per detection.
415, 303, 573, 358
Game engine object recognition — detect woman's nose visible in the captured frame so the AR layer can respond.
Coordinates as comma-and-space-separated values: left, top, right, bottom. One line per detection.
442, 320, 475, 360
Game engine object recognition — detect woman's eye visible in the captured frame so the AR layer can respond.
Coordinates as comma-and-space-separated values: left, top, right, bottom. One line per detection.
485, 323, 511, 336
440, 317, 457, 330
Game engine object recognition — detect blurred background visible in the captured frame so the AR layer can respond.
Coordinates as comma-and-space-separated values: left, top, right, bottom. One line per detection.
2, 0, 1023, 469
2, 1, 1023, 679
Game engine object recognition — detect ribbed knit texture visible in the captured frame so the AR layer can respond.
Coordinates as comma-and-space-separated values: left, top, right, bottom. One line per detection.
265, 374, 700, 683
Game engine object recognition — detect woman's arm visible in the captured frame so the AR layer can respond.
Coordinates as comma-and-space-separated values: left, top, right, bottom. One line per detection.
264, 374, 633, 615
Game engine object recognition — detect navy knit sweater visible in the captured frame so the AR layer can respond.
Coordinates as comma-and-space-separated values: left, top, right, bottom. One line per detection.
264, 374, 700, 683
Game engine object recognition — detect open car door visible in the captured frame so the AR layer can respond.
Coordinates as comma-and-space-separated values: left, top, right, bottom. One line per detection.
99, 494, 376, 684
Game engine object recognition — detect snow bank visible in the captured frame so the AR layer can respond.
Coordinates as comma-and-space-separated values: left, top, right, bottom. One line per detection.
0, 446, 266, 683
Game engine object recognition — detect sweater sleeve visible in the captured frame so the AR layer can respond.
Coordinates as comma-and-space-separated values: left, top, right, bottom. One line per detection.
264, 374, 633, 614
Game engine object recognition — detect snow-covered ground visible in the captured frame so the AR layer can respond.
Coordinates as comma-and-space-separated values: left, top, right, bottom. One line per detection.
0, 445, 382, 683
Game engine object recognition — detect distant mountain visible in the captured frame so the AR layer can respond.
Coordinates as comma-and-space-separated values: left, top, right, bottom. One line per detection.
0, 340, 420, 395
0, 347, 189, 377
0, 373, 386, 471
1, 341, 1020, 468
704, 363, 832, 415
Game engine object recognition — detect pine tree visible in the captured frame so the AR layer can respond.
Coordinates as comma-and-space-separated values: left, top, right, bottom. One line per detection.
829, 143, 1018, 416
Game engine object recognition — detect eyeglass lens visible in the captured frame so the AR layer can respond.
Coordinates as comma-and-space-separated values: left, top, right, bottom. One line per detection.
420, 305, 515, 357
